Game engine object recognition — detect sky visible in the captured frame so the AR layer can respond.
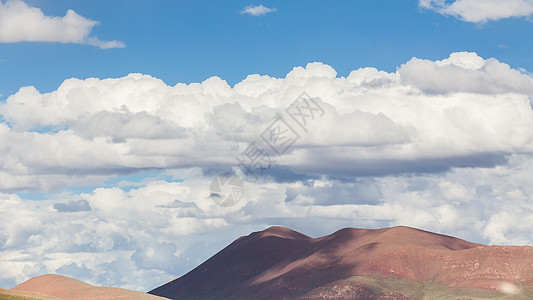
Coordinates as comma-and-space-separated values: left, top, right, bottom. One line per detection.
1, 0, 533, 292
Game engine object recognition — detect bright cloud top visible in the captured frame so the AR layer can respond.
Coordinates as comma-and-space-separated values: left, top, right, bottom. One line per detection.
0, 0, 124, 49
240, 4, 277, 16
400, 51, 533, 94
1, 52, 533, 192
419, 0, 533, 23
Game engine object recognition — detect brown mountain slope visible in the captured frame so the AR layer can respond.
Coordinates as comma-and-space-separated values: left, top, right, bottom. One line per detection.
0, 287, 61, 300
12, 274, 169, 300
149, 226, 533, 300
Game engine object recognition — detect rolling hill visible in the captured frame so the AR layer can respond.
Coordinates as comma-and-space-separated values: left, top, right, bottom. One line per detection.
10, 274, 169, 300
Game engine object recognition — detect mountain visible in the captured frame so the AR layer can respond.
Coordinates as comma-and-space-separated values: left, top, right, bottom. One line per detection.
10, 274, 169, 300
149, 226, 533, 300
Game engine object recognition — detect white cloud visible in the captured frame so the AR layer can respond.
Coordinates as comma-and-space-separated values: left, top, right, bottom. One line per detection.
399, 52, 533, 95
240, 4, 277, 16
2, 154, 533, 290
419, 0, 533, 23
0, 0, 124, 49
0, 53, 532, 192
1, 52, 533, 290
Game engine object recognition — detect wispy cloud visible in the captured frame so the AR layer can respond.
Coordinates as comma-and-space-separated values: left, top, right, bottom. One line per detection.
0, 0, 124, 49
419, 0, 533, 23
240, 4, 277, 16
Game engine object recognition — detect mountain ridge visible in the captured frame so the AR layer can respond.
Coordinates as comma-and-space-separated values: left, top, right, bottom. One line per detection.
149, 225, 533, 299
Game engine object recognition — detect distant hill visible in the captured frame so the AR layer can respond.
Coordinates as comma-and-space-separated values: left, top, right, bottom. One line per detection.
10, 274, 169, 300
149, 226, 533, 300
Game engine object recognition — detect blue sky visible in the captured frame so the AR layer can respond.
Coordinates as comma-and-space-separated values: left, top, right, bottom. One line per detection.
1, 0, 532, 99
2, 0, 533, 292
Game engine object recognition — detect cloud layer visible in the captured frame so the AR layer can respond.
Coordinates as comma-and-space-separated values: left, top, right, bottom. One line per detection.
0, 0, 124, 49
1, 52, 533, 291
419, 0, 533, 23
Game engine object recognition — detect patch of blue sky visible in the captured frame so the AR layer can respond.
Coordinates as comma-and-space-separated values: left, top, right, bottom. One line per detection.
28, 125, 69, 134
104, 169, 183, 192
2, 0, 533, 99
16, 191, 50, 201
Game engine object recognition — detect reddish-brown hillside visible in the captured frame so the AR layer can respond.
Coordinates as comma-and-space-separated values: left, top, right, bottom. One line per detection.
149, 226, 533, 299
13, 274, 169, 300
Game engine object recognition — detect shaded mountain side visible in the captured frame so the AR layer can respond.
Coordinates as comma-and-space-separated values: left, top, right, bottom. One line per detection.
12, 274, 169, 300
149, 226, 533, 300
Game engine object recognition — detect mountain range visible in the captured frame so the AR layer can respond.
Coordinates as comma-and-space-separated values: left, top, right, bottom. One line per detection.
5, 226, 533, 299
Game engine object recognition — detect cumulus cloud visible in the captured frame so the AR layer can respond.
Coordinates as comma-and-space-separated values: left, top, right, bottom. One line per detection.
0, 0, 124, 49
0, 53, 532, 192
2, 154, 533, 290
1, 52, 533, 290
240, 4, 277, 16
419, 0, 533, 23
0, 177, 242, 290
399, 52, 533, 95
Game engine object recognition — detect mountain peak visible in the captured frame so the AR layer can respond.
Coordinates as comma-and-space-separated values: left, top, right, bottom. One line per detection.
252, 226, 312, 240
